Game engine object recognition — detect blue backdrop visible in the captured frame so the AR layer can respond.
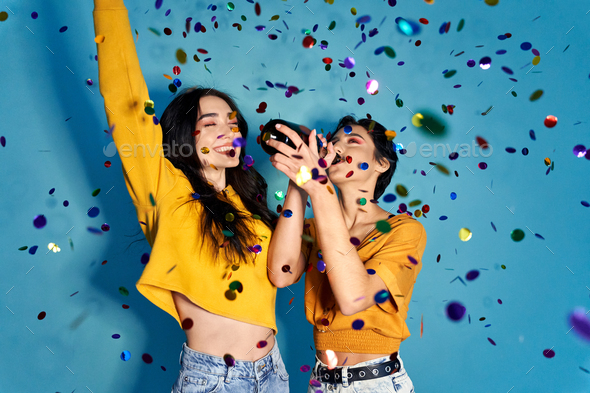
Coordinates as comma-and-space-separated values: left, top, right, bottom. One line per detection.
1, 0, 589, 392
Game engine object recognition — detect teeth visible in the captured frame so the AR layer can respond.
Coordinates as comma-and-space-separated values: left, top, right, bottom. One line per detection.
214, 146, 233, 152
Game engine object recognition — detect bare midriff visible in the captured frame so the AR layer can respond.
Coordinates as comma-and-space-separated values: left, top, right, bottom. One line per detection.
172, 291, 275, 362
316, 350, 392, 367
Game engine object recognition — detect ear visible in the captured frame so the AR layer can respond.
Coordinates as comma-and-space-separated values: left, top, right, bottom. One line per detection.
375, 157, 390, 174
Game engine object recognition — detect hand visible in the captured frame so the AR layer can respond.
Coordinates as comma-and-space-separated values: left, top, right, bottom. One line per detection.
267, 124, 336, 194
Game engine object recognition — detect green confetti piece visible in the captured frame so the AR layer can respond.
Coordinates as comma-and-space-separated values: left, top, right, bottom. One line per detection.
149, 193, 156, 206
148, 27, 161, 36
384, 46, 396, 58
328, 21, 336, 30
92, 188, 101, 197
376, 220, 392, 233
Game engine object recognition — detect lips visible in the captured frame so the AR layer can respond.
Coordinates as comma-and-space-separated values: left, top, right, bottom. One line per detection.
331, 154, 344, 166
213, 144, 235, 154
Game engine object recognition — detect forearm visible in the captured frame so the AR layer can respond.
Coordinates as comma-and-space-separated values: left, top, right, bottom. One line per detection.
267, 180, 308, 286
308, 184, 369, 314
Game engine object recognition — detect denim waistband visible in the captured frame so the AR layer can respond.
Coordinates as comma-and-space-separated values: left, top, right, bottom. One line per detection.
178, 337, 281, 383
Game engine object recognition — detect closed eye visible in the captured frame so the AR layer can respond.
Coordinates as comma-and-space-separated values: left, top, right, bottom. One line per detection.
349, 139, 360, 144
204, 122, 238, 127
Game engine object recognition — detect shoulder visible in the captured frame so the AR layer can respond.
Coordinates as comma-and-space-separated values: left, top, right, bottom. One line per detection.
387, 214, 426, 240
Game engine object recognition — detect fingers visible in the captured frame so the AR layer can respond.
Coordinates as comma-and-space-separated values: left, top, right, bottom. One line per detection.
274, 123, 304, 147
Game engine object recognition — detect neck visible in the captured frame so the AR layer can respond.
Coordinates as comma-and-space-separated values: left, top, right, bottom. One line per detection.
202, 167, 227, 193
335, 183, 385, 229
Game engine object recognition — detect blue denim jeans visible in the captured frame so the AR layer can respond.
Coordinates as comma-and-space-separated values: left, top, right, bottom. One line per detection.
171, 338, 289, 393
307, 351, 414, 393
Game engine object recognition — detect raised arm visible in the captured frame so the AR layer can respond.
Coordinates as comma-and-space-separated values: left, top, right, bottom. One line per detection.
267, 180, 309, 288
93, 0, 177, 208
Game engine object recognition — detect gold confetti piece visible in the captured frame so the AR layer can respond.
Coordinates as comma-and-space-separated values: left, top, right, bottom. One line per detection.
411, 113, 424, 127
327, 185, 334, 194
210, 163, 218, 170
232, 127, 240, 133
385, 130, 397, 141
201, 147, 210, 154
296, 166, 312, 186
544, 157, 551, 166
144, 100, 155, 108
163, 74, 173, 80
229, 110, 237, 120
48, 242, 61, 253
459, 228, 472, 241
95, 35, 105, 43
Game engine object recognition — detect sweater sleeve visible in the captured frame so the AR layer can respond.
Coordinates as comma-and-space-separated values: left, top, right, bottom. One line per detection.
364, 220, 427, 314
93, 0, 177, 207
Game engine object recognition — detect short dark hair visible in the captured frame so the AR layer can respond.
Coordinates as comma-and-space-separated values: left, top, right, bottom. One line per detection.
329, 115, 398, 200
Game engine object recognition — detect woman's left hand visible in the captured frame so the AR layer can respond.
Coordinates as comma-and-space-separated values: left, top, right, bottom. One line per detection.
267, 124, 335, 194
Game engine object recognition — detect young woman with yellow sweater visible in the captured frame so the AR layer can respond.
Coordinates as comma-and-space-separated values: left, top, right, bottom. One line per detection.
267, 117, 426, 392
93, 0, 289, 391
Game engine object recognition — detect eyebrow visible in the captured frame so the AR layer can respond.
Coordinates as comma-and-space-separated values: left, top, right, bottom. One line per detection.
197, 112, 235, 122
330, 133, 366, 143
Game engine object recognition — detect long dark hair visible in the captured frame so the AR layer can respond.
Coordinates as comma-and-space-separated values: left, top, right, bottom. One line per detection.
126, 87, 279, 266
329, 115, 398, 200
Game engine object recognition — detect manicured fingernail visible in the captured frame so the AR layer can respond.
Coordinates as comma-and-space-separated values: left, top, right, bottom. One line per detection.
276, 124, 281, 129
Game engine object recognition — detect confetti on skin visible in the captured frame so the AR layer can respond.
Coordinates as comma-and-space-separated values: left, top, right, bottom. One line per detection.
256, 341, 267, 349
325, 350, 338, 370
201, 147, 210, 154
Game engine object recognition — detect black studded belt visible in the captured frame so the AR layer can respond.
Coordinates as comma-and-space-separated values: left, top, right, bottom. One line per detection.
316, 353, 400, 384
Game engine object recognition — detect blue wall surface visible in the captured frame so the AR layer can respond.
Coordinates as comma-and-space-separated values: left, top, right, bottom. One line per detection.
1, 0, 589, 392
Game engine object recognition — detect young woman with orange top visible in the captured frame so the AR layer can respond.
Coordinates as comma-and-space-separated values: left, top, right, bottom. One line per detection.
93, 0, 290, 391
267, 116, 426, 392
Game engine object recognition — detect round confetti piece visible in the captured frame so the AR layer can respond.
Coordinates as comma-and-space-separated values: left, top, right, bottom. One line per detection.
302, 35, 314, 48
466, 270, 480, 281
343, 125, 352, 134
181, 318, 194, 330
569, 307, 590, 341
359, 198, 366, 206
224, 289, 237, 300
446, 301, 466, 321
34, 215, 47, 229
352, 319, 365, 330
317, 260, 326, 272
223, 354, 236, 367
510, 229, 525, 242
345, 171, 354, 178
59, 26, 68, 33
256, 340, 267, 349
300, 365, 311, 372
544, 115, 557, 128
325, 350, 338, 369
95, 35, 105, 43
350, 237, 361, 246
375, 220, 391, 233
201, 147, 210, 154
459, 228, 472, 241
359, 162, 369, 170
395, 184, 408, 196
374, 290, 389, 304
344, 57, 355, 69
283, 209, 293, 218
383, 194, 397, 203
275, 190, 284, 200
120, 350, 131, 361
119, 286, 129, 296
225, 213, 235, 222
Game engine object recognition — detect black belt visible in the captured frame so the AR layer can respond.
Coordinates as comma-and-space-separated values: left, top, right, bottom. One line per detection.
316, 353, 400, 384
